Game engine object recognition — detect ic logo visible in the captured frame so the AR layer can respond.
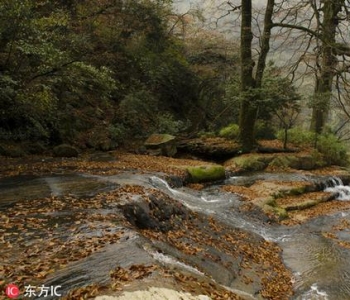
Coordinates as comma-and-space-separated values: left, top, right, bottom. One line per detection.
5, 284, 20, 299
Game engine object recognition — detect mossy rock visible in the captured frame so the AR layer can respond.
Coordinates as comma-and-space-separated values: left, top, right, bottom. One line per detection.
24, 142, 47, 155
187, 165, 226, 183
0, 144, 26, 157
263, 204, 288, 221
297, 155, 316, 170
283, 200, 318, 211
272, 207, 289, 220
145, 134, 177, 157
224, 155, 272, 172
53, 144, 79, 157
269, 155, 299, 169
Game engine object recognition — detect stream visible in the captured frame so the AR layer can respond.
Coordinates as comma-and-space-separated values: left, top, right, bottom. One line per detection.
1, 171, 350, 299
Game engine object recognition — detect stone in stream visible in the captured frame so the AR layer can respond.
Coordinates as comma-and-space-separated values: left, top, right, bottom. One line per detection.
186, 165, 226, 183
120, 194, 188, 232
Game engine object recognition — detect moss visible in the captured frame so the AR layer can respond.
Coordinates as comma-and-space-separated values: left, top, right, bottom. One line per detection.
287, 186, 307, 196
269, 155, 299, 169
226, 155, 269, 172
264, 197, 277, 207
219, 124, 239, 139
187, 165, 226, 183
283, 200, 318, 211
273, 207, 289, 220
263, 204, 288, 221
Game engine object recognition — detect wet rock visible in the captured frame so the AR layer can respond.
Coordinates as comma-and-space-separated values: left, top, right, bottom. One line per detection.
121, 203, 158, 230
120, 194, 188, 232
53, 144, 79, 157
144, 134, 177, 157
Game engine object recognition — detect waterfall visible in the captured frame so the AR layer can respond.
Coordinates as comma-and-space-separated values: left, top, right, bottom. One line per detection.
324, 177, 350, 201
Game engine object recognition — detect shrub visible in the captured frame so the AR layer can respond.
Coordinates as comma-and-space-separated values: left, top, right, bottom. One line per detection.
156, 113, 189, 135
255, 121, 276, 140
277, 128, 316, 147
219, 123, 239, 139
317, 134, 348, 166
277, 128, 348, 166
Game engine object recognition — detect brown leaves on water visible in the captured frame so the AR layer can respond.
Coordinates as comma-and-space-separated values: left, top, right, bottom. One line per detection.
322, 219, 350, 250
1, 190, 127, 289
142, 207, 294, 300
62, 265, 159, 299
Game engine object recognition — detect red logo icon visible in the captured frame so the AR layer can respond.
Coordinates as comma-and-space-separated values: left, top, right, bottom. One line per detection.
5, 284, 20, 299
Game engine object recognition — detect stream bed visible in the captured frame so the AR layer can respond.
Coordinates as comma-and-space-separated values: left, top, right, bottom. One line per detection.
1, 171, 350, 299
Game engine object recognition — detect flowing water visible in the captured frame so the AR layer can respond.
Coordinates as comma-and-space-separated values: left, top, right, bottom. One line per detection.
1, 172, 350, 299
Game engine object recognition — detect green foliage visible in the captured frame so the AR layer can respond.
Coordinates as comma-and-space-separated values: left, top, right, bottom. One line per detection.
156, 113, 189, 135
219, 124, 240, 139
317, 134, 348, 166
277, 128, 348, 166
255, 121, 276, 140
277, 128, 316, 146
0, 0, 233, 147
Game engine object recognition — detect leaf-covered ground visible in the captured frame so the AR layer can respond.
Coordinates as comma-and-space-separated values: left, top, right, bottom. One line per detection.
2, 146, 350, 299
0, 151, 296, 299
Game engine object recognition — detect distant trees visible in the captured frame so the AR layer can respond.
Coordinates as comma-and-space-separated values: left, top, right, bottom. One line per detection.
271, 0, 350, 134
232, 0, 350, 150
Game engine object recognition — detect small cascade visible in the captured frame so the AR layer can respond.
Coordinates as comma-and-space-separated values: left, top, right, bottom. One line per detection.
323, 177, 350, 201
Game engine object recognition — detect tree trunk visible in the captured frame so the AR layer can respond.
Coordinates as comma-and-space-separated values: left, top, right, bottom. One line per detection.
310, 0, 342, 133
238, 0, 256, 152
238, 0, 274, 152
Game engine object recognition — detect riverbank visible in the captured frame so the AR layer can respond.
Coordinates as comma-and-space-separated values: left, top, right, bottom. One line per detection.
1, 150, 350, 299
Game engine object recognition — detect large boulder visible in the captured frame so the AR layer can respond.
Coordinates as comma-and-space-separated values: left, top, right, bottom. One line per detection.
144, 134, 177, 157
53, 144, 79, 157
187, 165, 226, 183
177, 137, 240, 160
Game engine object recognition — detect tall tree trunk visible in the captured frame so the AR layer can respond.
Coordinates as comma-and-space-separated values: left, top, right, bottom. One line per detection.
238, 0, 256, 152
310, 0, 342, 133
238, 0, 274, 152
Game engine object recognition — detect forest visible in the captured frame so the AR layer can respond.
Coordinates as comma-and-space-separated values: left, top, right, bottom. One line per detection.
3, 1, 350, 299
0, 0, 350, 161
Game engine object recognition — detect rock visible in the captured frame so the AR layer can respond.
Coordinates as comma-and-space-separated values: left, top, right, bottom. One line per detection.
53, 144, 79, 157
268, 155, 299, 169
120, 193, 188, 232
0, 144, 26, 157
89, 152, 116, 162
24, 142, 47, 155
297, 155, 316, 170
144, 134, 177, 157
187, 165, 226, 183
224, 155, 273, 172
178, 137, 240, 160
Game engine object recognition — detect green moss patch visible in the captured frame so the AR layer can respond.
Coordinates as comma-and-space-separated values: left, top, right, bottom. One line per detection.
187, 165, 226, 183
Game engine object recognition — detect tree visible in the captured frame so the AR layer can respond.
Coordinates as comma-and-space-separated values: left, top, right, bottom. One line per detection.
261, 64, 301, 148
270, 0, 350, 134
238, 0, 275, 152
309, 0, 344, 133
